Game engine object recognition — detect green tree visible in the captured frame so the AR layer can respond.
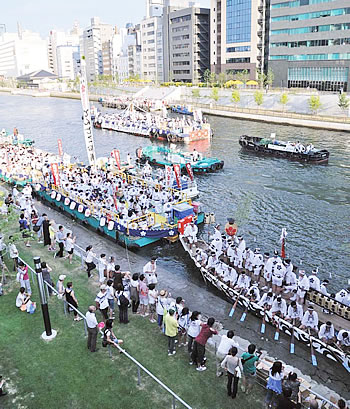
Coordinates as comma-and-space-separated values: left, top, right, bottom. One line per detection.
266, 69, 275, 87
308, 95, 322, 115
218, 72, 226, 88
338, 92, 350, 113
279, 92, 289, 112
209, 72, 217, 86
236, 69, 249, 84
257, 72, 266, 88
231, 89, 240, 106
254, 90, 264, 106
211, 87, 219, 102
203, 69, 211, 87
192, 88, 200, 99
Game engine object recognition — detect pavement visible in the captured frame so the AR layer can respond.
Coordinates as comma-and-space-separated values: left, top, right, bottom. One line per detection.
31, 194, 350, 400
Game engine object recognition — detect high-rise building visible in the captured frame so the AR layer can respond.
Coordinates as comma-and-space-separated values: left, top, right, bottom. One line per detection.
0, 30, 48, 77
164, 6, 210, 83
210, 0, 267, 79
56, 45, 80, 80
268, 0, 350, 91
141, 16, 164, 82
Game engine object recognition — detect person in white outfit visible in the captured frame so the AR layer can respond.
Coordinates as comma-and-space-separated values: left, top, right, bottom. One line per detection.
143, 257, 158, 285
318, 321, 335, 344
286, 301, 303, 326
271, 296, 287, 318
300, 305, 319, 333
297, 270, 309, 305
308, 269, 321, 292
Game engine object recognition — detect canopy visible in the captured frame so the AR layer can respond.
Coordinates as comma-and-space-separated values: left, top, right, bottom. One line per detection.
246, 80, 259, 85
232, 80, 243, 85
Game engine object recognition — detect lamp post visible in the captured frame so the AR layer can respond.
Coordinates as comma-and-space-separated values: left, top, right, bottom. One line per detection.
34, 257, 57, 340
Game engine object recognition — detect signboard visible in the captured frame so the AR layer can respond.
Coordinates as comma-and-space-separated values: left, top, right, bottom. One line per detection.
112, 149, 121, 170
50, 163, 60, 186
185, 162, 194, 181
173, 164, 181, 189
165, 165, 172, 187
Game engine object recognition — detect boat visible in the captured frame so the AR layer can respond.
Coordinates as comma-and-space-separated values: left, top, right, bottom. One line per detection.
239, 134, 329, 164
0, 129, 34, 147
179, 236, 350, 371
170, 104, 193, 116
138, 146, 224, 174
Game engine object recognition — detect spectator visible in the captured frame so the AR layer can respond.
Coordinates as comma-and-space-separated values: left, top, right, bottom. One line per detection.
86, 306, 98, 352
221, 346, 243, 399
338, 399, 347, 409
309, 401, 319, 409
106, 279, 115, 319
276, 387, 301, 409
103, 319, 124, 348
106, 256, 116, 279
8, 237, 18, 271
56, 274, 66, 297
241, 344, 259, 394
139, 274, 149, 317
148, 283, 158, 323
19, 213, 31, 247
18, 261, 31, 295
48, 220, 57, 252
178, 307, 190, 346
130, 273, 140, 314
190, 317, 218, 371
64, 282, 82, 321
164, 308, 179, 356
64, 232, 76, 264
15, 287, 30, 309
112, 265, 123, 290
265, 361, 284, 409
283, 372, 300, 404
217, 330, 238, 376
54, 226, 66, 258
98, 254, 107, 284
35, 212, 46, 243
187, 311, 201, 353
115, 283, 129, 324
85, 245, 96, 278
42, 214, 50, 247
156, 289, 169, 330
41, 262, 54, 296
95, 284, 109, 321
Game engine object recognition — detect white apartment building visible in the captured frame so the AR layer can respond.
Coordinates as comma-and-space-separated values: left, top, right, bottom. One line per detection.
0, 31, 48, 77
141, 16, 164, 82
56, 45, 80, 80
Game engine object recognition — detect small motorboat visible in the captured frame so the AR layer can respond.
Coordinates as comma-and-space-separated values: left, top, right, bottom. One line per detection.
239, 134, 329, 164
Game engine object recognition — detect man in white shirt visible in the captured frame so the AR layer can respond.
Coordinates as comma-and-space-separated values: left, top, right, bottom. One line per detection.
297, 270, 310, 305
271, 296, 287, 318
86, 305, 98, 352
300, 305, 319, 333
95, 285, 109, 321
337, 330, 350, 352
143, 257, 157, 285
318, 321, 335, 344
258, 291, 274, 310
234, 271, 251, 294
335, 289, 349, 305
320, 279, 330, 296
216, 330, 238, 376
286, 301, 303, 325
308, 269, 321, 292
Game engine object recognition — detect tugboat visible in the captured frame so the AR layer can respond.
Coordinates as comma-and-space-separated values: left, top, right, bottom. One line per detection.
239, 134, 329, 164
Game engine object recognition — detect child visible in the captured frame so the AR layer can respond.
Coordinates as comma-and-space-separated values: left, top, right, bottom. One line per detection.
148, 283, 158, 323
178, 307, 190, 346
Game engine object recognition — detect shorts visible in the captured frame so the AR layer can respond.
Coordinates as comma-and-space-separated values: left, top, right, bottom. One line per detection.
244, 372, 256, 385
179, 326, 187, 336
67, 249, 74, 255
140, 297, 149, 306
108, 298, 115, 311
272, 277, 283, 286
149, 303, 156, 313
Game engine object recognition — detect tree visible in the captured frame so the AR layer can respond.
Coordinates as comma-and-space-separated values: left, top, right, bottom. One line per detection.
236, 69, 249, 84
308, 95, 322, 115
211, 87, 219, 102
203, 69, 211, 87
231, 90, 240, 106
338, 92, 350, 113
218, 72, 226, 88
257, 72, 266, 88
279, 92, 289, 112
254, 90, 264, 107
192, 88, 200, 99
266, 69, 275, 87
209, 72, 217, 86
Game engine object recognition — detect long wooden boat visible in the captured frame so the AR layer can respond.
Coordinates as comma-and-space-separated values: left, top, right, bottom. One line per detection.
239, 135, 329, 164
179, 236, 350, 371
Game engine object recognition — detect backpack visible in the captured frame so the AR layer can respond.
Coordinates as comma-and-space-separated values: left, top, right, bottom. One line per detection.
119, 293, 129, 307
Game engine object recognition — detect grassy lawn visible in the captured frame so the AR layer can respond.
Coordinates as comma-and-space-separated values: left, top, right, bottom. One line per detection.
0, 216, 264, 409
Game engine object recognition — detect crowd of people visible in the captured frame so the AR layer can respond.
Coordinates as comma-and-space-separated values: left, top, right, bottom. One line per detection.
182, 222, 350, 350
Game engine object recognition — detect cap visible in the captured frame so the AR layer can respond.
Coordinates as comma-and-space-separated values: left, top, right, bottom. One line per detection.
59, 274, 66, 280
100, 284, 107, 290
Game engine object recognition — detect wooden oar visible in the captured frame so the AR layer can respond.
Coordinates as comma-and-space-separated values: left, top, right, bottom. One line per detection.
240, 296, 251, 322
308, 328, 318, 366
274, 316, 280, 341
260, 307, 267, 334
229, 288, 243, 317
290, 319, 295, 354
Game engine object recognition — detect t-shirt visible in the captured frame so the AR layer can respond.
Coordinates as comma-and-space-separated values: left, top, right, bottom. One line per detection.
187, 319, 201, 338
195, 324, 218, 346
217, 335, 239, 356
16, 292, 25, 307
241, 352, 259, 375
148, 289, 157, 304
164, 313, 178, 337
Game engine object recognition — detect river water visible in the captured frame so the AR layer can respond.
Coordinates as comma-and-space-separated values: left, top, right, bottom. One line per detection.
0, 93, 349, 292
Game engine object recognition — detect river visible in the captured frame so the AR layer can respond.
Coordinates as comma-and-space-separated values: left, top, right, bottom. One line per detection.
0, 93, 349, 293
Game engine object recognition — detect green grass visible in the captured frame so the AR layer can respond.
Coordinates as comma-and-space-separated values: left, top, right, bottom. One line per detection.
0, 217, 264, 409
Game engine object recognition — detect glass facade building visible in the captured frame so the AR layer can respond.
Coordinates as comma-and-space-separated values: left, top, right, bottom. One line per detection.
226, 0, 252, 43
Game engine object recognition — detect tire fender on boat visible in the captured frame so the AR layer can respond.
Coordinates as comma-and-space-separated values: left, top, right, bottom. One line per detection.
254, 146, 260, 152
242, 140, 248, 147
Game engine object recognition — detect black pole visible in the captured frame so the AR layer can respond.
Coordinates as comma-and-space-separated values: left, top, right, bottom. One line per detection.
34, 257, 52, 337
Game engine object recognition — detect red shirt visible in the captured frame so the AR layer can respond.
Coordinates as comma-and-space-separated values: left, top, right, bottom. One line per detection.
195, 324, 218, 346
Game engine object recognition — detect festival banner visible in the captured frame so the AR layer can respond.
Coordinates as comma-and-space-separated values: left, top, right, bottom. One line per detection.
280, 228, 287, 259
57, 139, 63, 156
50, 163, 60, 186
165, 165, 172, 187
79, 58, 96, 166
173, 164, 181, 189
185, 162, 194, 181
112, 149, 121, 170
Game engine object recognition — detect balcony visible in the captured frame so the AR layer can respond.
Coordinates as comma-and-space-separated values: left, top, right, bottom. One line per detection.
257, 30, 263, 37
258, 5, 263, 12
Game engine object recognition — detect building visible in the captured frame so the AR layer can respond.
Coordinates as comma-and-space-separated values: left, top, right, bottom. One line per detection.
56, 45, 80, 80
268, 0, 350, 91
128, 44, 142, 78
17, 69, 58, 88
80, 17, 114, 81
164, 6, 210, 83
0, 31, 48, 77
141, 16, 164, 82
210, 0, 267, 79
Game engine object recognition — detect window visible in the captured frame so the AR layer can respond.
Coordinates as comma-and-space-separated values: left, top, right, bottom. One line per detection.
173, 61, 190, 66
270, 53, 350, 61
272, 0, 336, 8
288, 66, 348, 82
226, 57, 251, 63
226, 0, 252, 43
226, 45, 251, 52
271, 22, 350, 35
271, 8, 350, 22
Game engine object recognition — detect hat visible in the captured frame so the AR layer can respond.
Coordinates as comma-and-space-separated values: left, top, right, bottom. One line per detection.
100, 284, 107, 290
159, 289, 168, 297
326, 321, 332, 326
238, 236, 243, 240
307, 305, 314, 310
284, 258, 291, 264
312, 269, 318, 274
322, 279, 329, 285
59, 274, 66, 280
299, 270, 305, 275
254, 248, 261, 253
227, 218, 235, 223
264, 252, 269, 257
274, 250, 278, 256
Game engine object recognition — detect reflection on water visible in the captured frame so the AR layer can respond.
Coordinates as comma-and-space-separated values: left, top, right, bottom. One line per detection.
0, 93, 349, 290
